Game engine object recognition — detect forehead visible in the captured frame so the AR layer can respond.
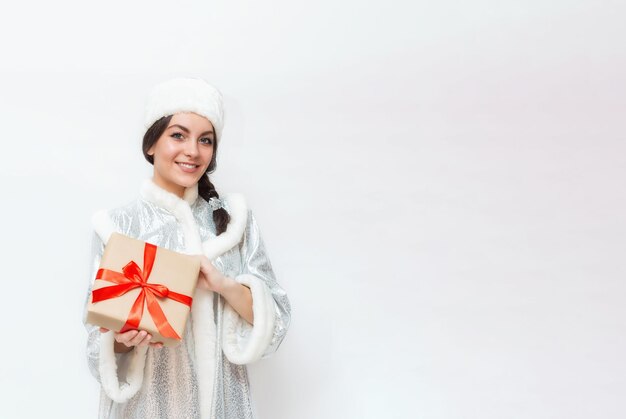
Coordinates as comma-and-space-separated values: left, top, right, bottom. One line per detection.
169, 112, 214, 131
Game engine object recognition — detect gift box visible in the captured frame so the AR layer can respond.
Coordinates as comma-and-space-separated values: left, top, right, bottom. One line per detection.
86, 232, 200, 347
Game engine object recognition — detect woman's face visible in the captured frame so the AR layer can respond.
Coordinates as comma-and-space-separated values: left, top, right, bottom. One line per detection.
147, 112, 215, 198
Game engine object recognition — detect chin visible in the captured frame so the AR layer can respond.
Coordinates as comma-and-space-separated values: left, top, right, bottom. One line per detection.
178, 175, 202, 187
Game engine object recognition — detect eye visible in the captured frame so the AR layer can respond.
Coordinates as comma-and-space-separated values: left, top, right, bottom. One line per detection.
199, 137, 214, 145
171, 132, 184, 139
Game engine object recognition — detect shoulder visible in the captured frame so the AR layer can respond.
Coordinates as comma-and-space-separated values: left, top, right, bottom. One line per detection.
200, 192, 253, 259
90, 199, 142, 244
195, 192, 249, 225
221, 193, 248, 219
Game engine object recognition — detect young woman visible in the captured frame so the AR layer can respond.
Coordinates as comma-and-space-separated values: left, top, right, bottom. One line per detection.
83, 77, 291, 418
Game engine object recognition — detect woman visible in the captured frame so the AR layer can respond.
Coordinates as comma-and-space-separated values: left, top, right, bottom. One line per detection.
82, 77, 291, 418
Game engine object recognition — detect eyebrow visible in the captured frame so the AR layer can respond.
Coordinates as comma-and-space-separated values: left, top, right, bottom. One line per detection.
167, 124, 214, 136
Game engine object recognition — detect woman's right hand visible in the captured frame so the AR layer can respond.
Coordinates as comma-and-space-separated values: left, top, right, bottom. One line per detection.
99, 327, 164, 349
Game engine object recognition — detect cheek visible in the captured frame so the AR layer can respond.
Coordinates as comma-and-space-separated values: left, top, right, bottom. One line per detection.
201, 148, 214, 163
154, 142, 179, 162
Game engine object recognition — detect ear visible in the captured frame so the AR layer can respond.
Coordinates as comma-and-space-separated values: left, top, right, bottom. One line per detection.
147, 145, 154, 156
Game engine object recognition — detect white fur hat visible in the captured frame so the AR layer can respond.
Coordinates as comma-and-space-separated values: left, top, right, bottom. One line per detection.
143, 77, 225, 142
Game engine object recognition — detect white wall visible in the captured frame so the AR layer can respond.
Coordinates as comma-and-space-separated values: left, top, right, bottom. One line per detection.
0, 1, 624, 418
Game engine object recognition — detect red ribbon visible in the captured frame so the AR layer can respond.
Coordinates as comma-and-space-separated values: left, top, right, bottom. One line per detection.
92, 242, 193, 340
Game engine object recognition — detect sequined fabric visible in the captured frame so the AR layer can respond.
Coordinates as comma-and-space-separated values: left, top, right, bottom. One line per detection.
82, 189, 291, 419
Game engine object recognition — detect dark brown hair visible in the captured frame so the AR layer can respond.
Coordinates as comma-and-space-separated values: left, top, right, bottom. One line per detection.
142, 115, 231, 235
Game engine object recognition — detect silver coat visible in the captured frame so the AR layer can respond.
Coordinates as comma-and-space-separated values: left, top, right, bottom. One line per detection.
82, 178, 291, 418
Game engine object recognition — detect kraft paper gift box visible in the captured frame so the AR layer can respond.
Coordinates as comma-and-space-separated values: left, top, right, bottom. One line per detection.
86, 232, 201, 347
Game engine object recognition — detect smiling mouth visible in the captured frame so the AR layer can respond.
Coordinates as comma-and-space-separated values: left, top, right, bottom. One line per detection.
176, 162, 200, 169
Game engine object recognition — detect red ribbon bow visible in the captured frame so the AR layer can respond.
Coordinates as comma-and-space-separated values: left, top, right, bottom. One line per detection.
92, 242, 193, 340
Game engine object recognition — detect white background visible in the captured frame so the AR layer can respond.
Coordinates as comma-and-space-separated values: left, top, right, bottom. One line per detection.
1, 1, 625, 418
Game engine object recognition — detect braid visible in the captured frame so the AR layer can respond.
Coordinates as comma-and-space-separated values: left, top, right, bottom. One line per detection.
198, 174, 230, 235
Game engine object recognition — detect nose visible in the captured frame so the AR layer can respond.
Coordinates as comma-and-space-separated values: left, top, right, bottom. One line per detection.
184, 138, 200, 157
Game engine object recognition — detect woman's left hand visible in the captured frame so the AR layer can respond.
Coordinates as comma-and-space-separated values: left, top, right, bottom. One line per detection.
196, 255, 228, 294
195, 255, 254, 325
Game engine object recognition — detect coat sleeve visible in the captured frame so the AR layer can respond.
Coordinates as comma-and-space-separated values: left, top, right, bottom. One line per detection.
82, 211, 149, 403
221, 209, 291, 365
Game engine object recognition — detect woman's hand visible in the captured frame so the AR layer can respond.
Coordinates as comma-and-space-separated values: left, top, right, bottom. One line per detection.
194, 255, 254, 324
196, 255, 227, 294
99, 327, 164, 350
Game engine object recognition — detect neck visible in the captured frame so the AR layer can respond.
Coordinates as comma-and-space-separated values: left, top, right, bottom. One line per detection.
141, 176, 199, 208
151, 175, 186, 198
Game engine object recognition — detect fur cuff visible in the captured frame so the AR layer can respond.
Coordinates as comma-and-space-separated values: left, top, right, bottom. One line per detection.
98, 331, 148, 403
221, 274, 277, 365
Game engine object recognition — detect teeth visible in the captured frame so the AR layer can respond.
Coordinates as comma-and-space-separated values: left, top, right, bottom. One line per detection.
178, 163, 197, 169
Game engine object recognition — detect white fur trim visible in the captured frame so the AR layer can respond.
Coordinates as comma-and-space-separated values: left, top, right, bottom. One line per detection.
140, 178, 204, 253
144, 77, 225, 142
221, 274, 277, 365
98, 331, 148, 403
202, 193, 248, 260
139, 177, 216, 418
140, 177, 199, 208
193, 191, 247, 417
190, 288, 217, 418
91, 209, 117, 244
